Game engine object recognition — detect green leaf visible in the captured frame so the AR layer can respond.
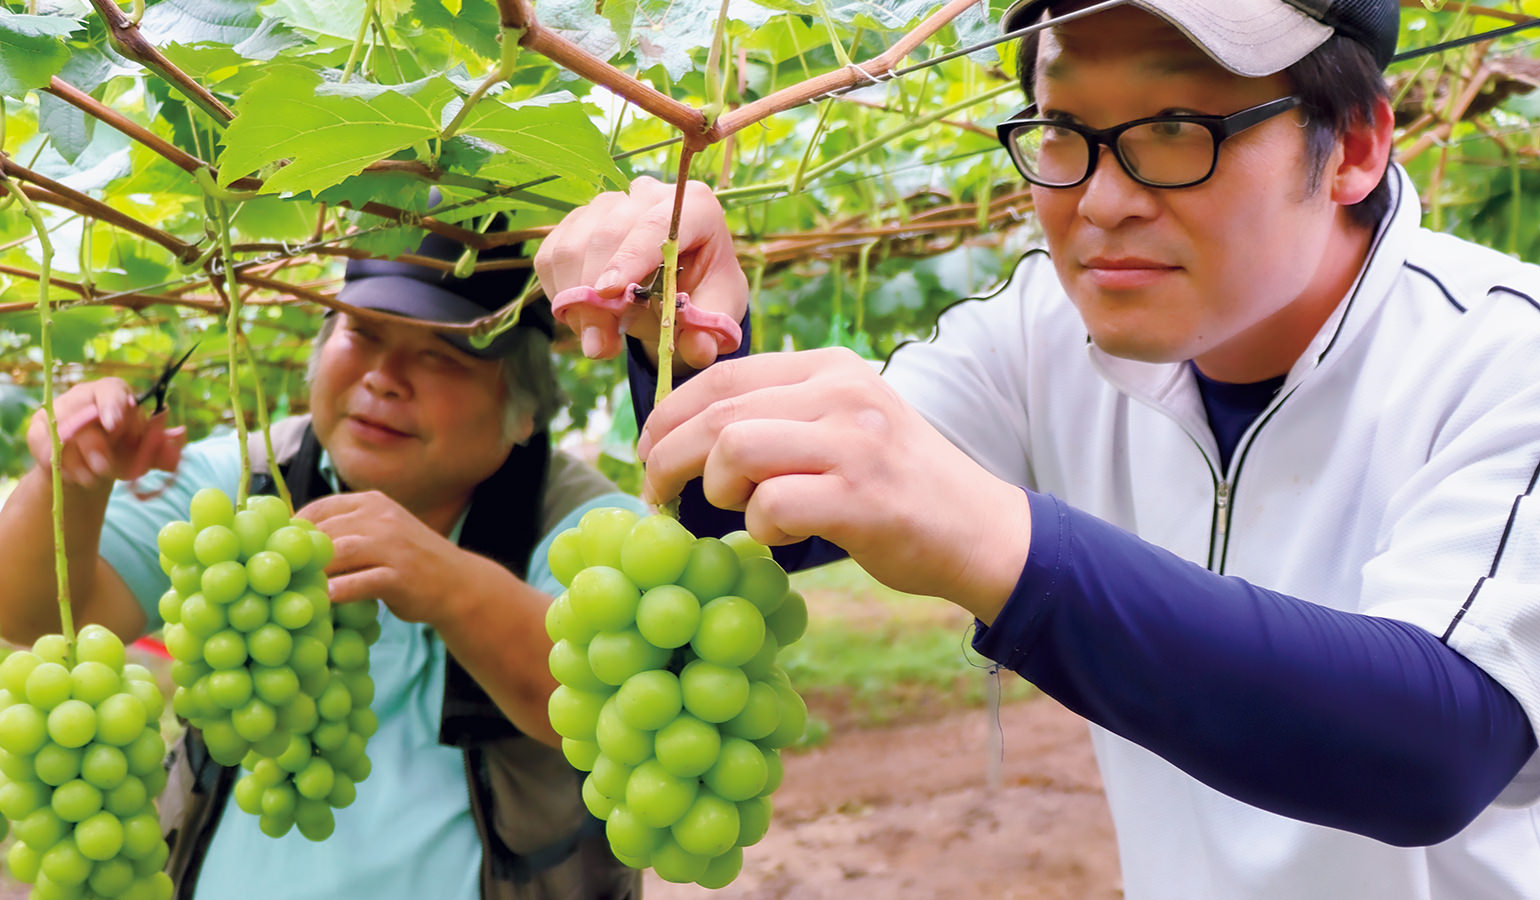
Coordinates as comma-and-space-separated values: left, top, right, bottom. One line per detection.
408, 0, 499, 59
218, 67, 456, 196
456, 92, 627, 195
139, 0, 265, 46
0, 11, 82, 98
260, 0, 368, 40
36, 45, 113, 163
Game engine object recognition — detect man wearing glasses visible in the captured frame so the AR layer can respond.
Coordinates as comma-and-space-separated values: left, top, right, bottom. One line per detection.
536, 0, 1540, 896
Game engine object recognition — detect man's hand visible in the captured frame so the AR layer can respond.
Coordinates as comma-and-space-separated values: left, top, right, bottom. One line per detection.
534, 176, 749, 370
300, 491, 492, 627
636, 347, 1032, 623
28, 378, 186, 490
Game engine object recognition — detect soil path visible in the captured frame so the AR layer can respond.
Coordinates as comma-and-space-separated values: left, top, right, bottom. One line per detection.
643, 695, 1123, 900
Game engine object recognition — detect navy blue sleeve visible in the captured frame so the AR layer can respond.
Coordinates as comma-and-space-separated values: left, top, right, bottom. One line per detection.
974, 491, 1537, 847
625, 317, 848, 573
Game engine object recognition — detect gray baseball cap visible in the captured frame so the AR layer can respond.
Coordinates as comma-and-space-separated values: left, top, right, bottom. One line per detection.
335, 211, 553, 358
1001, 0, 1399, 77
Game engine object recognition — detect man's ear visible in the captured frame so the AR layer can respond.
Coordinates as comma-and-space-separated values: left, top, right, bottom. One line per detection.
1330, 95, 1395, 206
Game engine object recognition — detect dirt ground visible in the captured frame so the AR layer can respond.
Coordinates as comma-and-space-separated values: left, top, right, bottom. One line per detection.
643, 694, 1123, 900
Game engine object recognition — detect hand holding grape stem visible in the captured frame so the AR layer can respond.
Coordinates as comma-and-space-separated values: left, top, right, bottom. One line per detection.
635, 347, 1032, 625
533, 176, 750, 371
26, 378, 187, 490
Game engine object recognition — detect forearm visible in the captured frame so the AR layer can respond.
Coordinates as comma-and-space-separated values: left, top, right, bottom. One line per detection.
431, 552, 562, 747
0, 466, 144, 642
976, 491, 1536, 846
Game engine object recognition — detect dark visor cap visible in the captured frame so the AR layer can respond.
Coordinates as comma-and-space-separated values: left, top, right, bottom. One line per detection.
335, 227, 553, 359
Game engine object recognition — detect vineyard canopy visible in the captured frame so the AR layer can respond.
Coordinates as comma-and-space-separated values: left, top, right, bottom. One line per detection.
1, 0, 1538, 478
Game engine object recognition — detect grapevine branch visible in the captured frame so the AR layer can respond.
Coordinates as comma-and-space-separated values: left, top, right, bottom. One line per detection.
86, 0, 235, 125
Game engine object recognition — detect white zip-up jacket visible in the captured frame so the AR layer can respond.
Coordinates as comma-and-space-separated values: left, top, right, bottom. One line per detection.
883, 165, 1540, 899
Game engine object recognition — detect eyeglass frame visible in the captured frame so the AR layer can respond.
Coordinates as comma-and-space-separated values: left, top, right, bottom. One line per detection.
994, 95, 1305, 190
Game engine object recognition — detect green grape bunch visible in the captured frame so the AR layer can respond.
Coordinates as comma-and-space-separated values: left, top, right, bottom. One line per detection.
0, 625, 174, 900
156, 487, 379, 842
545, 509, 810, 890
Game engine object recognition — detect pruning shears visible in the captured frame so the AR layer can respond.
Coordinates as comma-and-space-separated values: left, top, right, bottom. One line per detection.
628, 263, 676, 304
135, 342, 199, 415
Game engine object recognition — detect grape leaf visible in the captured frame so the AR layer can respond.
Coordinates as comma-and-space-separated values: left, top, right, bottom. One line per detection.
0, 11, 83, 98
218, 67, 457, 195
139, 0, 264, 47
454, 92, 627, 194
408, 0, 499, 59
260, 0, 369, 40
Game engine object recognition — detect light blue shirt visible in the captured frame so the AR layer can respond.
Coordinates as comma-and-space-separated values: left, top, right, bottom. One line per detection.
99, 430, 641, 900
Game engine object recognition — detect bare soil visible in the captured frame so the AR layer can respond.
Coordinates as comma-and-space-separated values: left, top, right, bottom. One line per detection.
643, 694, 1123, 900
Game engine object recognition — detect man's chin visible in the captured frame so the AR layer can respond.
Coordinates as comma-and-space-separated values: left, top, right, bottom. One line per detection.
1086, 331, 1191, 365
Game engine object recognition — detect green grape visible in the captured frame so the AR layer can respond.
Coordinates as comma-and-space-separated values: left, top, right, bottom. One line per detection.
0, 703, 49, 756
295, 797, 335, 841
761, 681, 808, 750
157, 520, 198, 566
547, 686, 607, 742
619, 514, 694, 589
47, 700, 97, 749
0, 650, 42, 695
119, 811, 162, 858
0, 777, 49, 820
594, 698, 654, 767
69, 661, 121, 706
733, 556, 790, 616
568, 567, 642, 634
201, 561, 248, 605
308, 529, 336, 569
247, 624, 294, 668
247, 551, 292, 597
615, 669, 683, 732
202, 630, 249, 671
634, 585, 701, 650
740, 633, 780, 681
577, 507, 641, 569
758, 748, 784, 797
33, 635, 69, 665
33, 743, 83, 786
103, 776, 147, 817
270, 591, 314, 630
179, 593, 228, 638
50, 779, 103, 823
266, 526, 314, 571
207, 669, 255, 710
721, 681, 780, 741
74, 625, 126, 670
5, 841, 41, 886
561, 738, 600, 772
654, 714, 722, 778
326, 773, 357, 810
676, 538, 741, 603
604, 802, 665, 861
624, 759, 698, 829
703, 737, 769, 802
720, 530, 772, 562
89, 856, 136, 897
679, 660, 749, 724
123, 730, 165, 778
583, 773, 617, 819
765, 589, 809, 646
233, 509, 273, 560
252, 666, 300, 707
40, 838, 91, 886
671, 791, 739, 858
698, 846, 745, 890
650, 837, 710, 885
589, 753, 634, 800
194, 524, 241, 567
548, 639, 609, 694
333, 599, 377, 630
189, 487, 236, 531
26, 662, 73, 710
548, 528, 586, 588
587, 630, 670, 687
14, 806, 67, 848
75, 809, 125, 860
329, 630, 368, 670
248, 494, 292, 534
690, 596, 766, 667
158, 589, 184, 625
80, 745, 128, 791
231, 699, 278, 742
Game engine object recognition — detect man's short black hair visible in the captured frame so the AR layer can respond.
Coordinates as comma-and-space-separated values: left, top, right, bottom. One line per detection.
1015, 27, 1394, 229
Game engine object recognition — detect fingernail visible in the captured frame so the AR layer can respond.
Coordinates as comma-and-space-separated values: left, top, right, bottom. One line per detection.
88, 452, 111, 475
581, 327, 604, 358
594, 269, 621, 294
103, 408, 118, 431
636, 431, 652, 462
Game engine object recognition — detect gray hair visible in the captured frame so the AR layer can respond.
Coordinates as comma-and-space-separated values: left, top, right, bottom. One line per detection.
309, 314, 563, 443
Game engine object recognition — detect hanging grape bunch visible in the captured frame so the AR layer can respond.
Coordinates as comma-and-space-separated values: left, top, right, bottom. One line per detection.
0, 625, 174, 900
156, 487, 379, 841
546, 509, 810, 889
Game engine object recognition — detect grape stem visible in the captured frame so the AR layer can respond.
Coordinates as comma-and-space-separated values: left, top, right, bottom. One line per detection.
651, 149, 696, 520
211, 199, 252, 508
1, 169, 75, 648
239, 334, 293, 511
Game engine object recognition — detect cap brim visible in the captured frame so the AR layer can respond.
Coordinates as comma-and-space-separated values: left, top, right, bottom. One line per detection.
335, 275, 515, 358
1003, 0, 1333, 77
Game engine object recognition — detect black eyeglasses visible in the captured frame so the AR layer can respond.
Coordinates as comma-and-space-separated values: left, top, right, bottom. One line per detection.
995, 96, 1304, 190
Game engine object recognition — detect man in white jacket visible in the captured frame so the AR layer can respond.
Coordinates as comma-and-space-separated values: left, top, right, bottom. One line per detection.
535, 0, 1540, 896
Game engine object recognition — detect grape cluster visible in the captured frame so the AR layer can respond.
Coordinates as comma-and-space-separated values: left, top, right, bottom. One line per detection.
156, 488, 378, 841
545, 510, 809, 890
0, 625, 173, 900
